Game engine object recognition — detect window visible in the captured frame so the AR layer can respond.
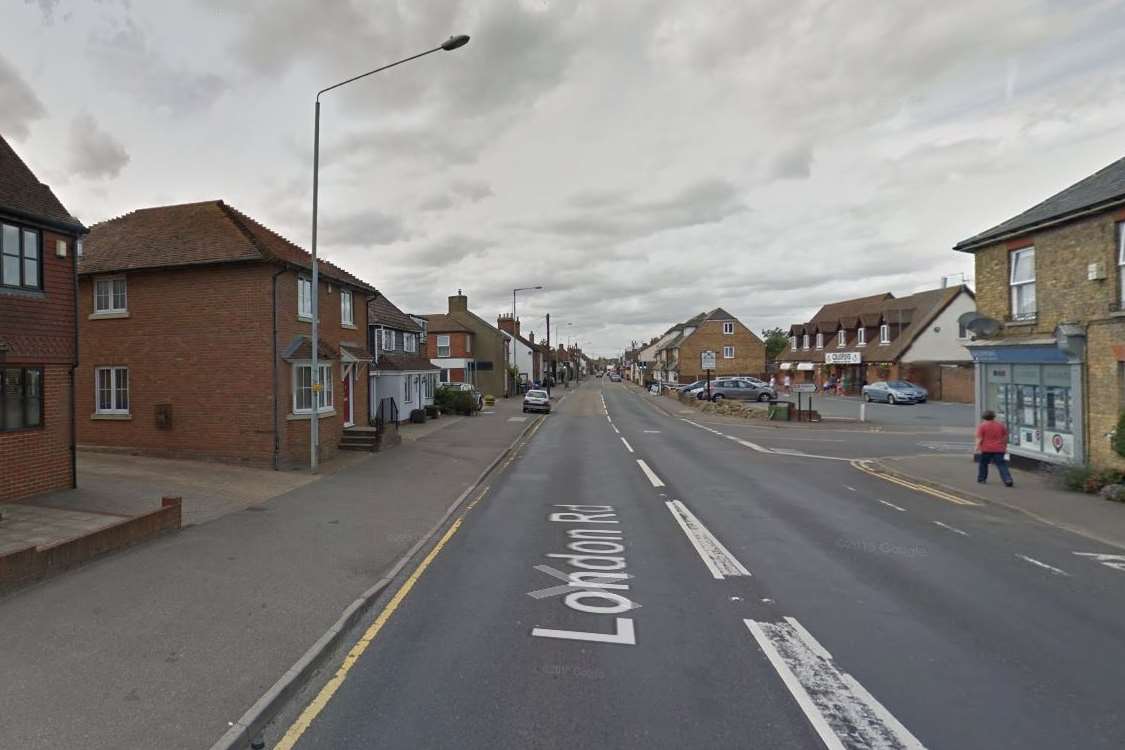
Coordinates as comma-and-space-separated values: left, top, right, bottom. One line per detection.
424, 375, 435, 398
466, 334, 472, 353
790, 336, 797, 351
340, 290, 353, 326
1, 367, 42, 430
292, 363, 332, 413
815, 333, 823, 349
857, 328, 866, 346
94, 276, 127, 314
440, 368, 450, 383
958, 321, 968, 338
1118, 223, 1125, 306
1009, 247, 1036, 320
879, 323, 890, 344
382, 329, 395, 351
722, 345, 734, 358
802, 334, 810, 350
437, 335, 451, 357
405, 333, 417, 353
297, 277, 312, 319
404, 377, 414, 403
722, 321, 734, 335
1, 223, 40, 290
95, 367, 129, 414
837, 329, 846, 347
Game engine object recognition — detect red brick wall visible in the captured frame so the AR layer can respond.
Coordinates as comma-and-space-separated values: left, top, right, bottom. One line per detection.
425, 330, 472, 358
77, 262, 370, 467
0, 365, 74, 501
1, 227, 78, 501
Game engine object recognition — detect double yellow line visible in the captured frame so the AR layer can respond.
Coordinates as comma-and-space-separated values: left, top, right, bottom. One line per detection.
851, 459, 978, 506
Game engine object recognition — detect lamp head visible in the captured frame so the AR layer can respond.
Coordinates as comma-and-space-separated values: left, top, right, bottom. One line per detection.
442, 35, 470, 51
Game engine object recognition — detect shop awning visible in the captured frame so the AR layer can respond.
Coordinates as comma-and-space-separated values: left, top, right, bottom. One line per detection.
797, 362, 815, 371
779, 362, 792, 370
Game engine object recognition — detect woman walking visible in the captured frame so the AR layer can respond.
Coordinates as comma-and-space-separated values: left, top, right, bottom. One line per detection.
975, 410, 1013, 486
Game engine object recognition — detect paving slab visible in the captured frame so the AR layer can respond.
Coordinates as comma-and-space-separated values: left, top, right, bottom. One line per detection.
0, 504, 127, 556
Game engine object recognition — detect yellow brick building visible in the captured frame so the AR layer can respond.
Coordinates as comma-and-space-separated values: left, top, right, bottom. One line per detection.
954, 158, 1125, 470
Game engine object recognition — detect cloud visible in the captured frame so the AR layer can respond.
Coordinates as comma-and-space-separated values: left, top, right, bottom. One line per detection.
87, 18, 227, 116
67, 113, 130, 179
319, 209, 407, 247
409, 234, 492, 265
0, 54, 46, 139
419, 179, 493, 211
767, 143, 813, 181
24, 0, 60, 23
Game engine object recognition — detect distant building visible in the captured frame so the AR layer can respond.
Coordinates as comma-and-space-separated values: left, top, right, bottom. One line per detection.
423, 292, 509, 397
655, 308, 765, 384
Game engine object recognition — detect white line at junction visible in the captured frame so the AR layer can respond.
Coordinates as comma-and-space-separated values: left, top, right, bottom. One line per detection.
1016, 554, 1070, 576
636, 459, 665, 488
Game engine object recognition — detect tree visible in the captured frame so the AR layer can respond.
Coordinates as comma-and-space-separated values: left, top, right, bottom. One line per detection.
761, 327, 789, 360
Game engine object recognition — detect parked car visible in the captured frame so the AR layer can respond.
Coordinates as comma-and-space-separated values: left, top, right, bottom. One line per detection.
709, 378, 776, 402
438, 382, 485, 410
523, 389, 551, 413
677, 379, 708, 393
862, 380, 928, 404
609, 373, 622, 382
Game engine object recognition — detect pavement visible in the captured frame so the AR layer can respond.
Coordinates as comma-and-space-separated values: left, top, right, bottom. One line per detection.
262, 380, 1125, 749
0, 394, 535, 750
0, 503, 127, 556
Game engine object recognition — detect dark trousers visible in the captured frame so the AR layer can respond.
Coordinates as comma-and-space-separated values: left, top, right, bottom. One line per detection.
977, 452, 1012, 484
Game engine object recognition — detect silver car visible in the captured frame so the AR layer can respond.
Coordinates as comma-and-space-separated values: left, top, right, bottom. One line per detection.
523, 389, 551, 413
862, 380, 928, 404
708, 378, 776, 402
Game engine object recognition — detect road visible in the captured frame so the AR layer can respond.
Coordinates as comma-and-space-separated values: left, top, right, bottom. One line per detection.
266, 381, 1125, 749
775, 391, 975, 427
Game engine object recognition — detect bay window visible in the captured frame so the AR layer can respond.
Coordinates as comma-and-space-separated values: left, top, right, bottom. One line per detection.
1009, 247, 1036, 320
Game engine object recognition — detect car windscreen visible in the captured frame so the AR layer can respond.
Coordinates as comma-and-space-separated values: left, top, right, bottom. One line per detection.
527, 390, 547, 398
887, 381, 914, 388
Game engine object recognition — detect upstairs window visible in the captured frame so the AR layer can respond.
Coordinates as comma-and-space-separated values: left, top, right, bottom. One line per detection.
297, 277, 313, 319
815, 333, 824, 349
722, 345, 734, 358
837, 329, 846, 347
1118, 223, 1125, 306
879, 323, 890, 344
1009, 247, 1036, 320
382, 329, 395, 351
857, 328, 866, 346
437, 334, 451, 357
1, 367, 42, 430
405, 333, 417, 353
790, 336, 797, 351
722, 321, 734, 335
802, 334, 810, 350
340, 290, 354, 326
2, 223, 40, 290
94, 276, 127, 314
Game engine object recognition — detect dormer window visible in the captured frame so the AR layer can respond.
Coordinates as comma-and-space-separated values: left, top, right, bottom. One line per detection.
790, 336, 797, 351
857, 328, 866, 347
802, 334, 810, 350
837, 329, 846, 347
815, 333, 823, 349
879, 323, 890, 344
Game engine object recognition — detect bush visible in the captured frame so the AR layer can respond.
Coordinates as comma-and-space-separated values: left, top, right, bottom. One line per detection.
1100, 484, 1125, 503
1115, 412, 1125, 458
1059, 465, 1125, 494
434, 388, 455, 412
451, 391, 477, 415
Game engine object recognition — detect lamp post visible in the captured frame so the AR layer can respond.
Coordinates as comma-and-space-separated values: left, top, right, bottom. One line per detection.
308, 34, 469, 473
512, 285, 543, 322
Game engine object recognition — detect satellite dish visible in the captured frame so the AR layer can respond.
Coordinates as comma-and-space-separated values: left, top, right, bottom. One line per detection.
957, 311, 982, 329
966, 316, 1002, 338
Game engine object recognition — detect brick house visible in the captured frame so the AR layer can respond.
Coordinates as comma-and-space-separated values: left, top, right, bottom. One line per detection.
954, 157, 1125, 470
652, 313, 706, 384
77, 200, 374, 468
0, 135, 86, 502
663, 308, 766, 383
497, 314, 544, 387
776, 286, 976, 401
423, 292, 509, 397
368, 294, 439, 422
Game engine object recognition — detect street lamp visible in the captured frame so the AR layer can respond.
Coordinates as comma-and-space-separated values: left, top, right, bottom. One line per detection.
512, 285, 543, 322
308, 34, 470, 473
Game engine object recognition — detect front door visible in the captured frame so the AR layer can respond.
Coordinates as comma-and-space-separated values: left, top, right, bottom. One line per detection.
342, 366, 353, 427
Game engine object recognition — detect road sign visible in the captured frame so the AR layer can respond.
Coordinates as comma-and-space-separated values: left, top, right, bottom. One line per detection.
701, 351, 716, 370
792, 384, 817, 393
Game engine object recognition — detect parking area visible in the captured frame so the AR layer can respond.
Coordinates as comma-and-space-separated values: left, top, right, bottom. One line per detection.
777, 392, 973, 427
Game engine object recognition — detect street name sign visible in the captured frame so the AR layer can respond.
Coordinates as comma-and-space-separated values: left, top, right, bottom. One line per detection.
792, 384, 817, 393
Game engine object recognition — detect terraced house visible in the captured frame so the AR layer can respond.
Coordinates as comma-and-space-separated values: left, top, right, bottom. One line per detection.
954, 156, 1125, 470
77, 200, 375, 468
0, 135, 86, 502
777, 286, 976, 401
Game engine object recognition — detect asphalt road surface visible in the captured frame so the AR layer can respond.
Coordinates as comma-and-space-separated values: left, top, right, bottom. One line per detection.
269, 381, 1125, 750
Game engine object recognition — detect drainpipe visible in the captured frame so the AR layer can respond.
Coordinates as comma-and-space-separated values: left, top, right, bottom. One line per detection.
271, 267, 286, 470
366, 292, 380, 423
70, 232, 81, 489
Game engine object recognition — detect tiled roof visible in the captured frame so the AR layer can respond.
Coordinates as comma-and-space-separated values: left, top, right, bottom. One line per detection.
423, 313, 471, 333
369, 294, 421, 332
373, 354, 438, 372
79, 200, 375, 291
705, 307, 736, 321
0, 135, 84, 231
955, 155, 1125, 251
281, 336, 339, 361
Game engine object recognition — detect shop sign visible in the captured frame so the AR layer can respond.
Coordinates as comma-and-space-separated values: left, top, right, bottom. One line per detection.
825, 352, 861, 364
1045, 431, 1074, 459
796, 362, 815, 371
969, 344, 1070, 364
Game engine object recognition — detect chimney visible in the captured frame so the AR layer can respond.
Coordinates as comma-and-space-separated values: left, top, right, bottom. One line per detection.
448, 290, 468, 313
497, 313, 520, 337
528, 332, 535, 344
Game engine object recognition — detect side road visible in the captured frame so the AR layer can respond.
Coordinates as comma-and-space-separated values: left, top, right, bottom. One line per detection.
0, 397, 537, 750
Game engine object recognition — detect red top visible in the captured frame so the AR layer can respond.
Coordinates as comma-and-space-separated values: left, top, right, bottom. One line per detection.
977, 420, 1008, 453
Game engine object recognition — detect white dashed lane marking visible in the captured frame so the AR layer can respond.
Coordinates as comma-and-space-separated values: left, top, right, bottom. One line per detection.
1016, 554, 1070, 576
665, 500, 750, 579
620, 437, 634, 453
878, 500, 907, 512
636, 460, 665, 488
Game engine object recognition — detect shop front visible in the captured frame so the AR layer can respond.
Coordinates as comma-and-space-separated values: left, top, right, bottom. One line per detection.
824, 351, 863, 394
970, 341, 1084, 465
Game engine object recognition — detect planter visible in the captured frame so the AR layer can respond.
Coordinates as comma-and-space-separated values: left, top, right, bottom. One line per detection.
425, 405, 440, 419
409, 409, 426, 424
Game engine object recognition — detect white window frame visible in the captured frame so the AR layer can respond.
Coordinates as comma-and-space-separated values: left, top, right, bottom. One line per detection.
857, 328, 866, 347
437, 334, 451, 358
815, 332, 823, 350
94, 366, 129, 414
93, 275, 128, 314
790, 336, 797, 351
722, 345, 734, 359
424, 374, 435, 398
340, 289, 354, 327
722, 321, 734, 335
297, 276, 313, 319
382, 329, 395, 351
837, 329, 846, 347
1009, 247, 1036, 320
292, 362, 333, 414
1117, 223, 1125, 306
405, 333, 417, 353
802, 334, 810, 350
879, 323, 890, 344
404, 376, 414, 404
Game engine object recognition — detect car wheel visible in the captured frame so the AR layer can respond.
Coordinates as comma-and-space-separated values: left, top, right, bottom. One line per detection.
864, 393, 872, 402
888, 394, 896, 405
712, 394, 724, 401
758, 393, 770, 402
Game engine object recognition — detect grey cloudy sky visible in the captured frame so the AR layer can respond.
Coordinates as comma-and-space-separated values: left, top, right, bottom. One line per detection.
5, 0, 1125, 355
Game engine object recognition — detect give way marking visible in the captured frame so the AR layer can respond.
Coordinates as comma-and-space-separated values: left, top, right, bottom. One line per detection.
745, 617, 927, 749
1073, 552, 1125, 572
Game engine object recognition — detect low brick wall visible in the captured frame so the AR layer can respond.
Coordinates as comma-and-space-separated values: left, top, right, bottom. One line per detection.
0, 496, 182, 592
